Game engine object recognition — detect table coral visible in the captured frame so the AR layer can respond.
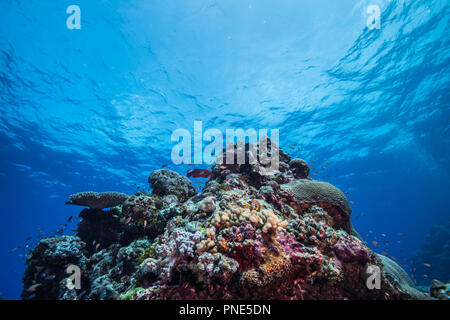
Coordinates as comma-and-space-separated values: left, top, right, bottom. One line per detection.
66, 191, 129, 209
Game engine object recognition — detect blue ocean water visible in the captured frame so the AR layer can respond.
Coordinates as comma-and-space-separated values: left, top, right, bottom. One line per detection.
0, 0, 448, 299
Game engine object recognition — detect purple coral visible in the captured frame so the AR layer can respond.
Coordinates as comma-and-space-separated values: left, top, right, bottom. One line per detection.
149, 227, 203, 283
334, 237, 369, 264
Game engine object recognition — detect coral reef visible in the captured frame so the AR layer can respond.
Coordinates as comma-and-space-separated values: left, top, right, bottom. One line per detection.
22, 142, 436, 300
66, 192, 129, 209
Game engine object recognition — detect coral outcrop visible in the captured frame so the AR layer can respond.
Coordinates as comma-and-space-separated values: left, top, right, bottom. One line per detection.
22, 142, 436, 300
148, 169, 197, 201
289, 158, 310, 179
430, 280, 450, 300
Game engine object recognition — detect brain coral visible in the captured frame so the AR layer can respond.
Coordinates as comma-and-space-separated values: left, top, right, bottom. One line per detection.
281, 179, 352, 231
66, 192, 129, 209
148, 169, 197, 201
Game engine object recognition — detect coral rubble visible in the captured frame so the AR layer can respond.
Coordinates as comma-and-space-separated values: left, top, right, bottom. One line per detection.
22, 143, 435, 300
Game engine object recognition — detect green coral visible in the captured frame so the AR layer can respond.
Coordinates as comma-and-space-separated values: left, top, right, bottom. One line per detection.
121, 287, 144, 300
139, 246, 156, 264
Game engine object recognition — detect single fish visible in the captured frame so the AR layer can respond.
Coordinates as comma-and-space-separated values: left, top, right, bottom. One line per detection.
187, 169, 211, 178
9, 247, 19, 254
27, 284, 41, 293
424, 263, 431, 267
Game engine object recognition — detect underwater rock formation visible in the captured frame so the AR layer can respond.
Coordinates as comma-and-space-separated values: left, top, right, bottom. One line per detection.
429, 280, 450, 300
22, 143, 435, 300
289, 158, 310, 179
66, 192, 128, 209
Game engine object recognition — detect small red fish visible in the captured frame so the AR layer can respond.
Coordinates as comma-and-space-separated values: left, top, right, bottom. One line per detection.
252, 199, 261, 208
187, 169, 211, 178
161, 164, 167, 168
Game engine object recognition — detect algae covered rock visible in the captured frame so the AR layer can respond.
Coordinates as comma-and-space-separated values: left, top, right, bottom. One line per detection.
22, 235, 88, 300
430, 280, 450, 300
148, 169, 197, 201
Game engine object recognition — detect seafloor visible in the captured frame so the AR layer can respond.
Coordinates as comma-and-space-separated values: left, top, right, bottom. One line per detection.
22, 142, 449, 300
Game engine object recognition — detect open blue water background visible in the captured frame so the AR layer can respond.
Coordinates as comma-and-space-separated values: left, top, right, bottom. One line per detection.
0, 0, 448, 299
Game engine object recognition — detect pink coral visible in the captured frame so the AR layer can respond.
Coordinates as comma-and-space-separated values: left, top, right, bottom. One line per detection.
334, 237, 369, 264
